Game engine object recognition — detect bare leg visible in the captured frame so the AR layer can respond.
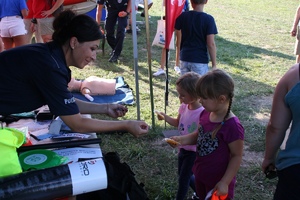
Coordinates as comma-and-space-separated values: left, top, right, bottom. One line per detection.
34, 27, 43, 43
0, 37, 4, 52
42, 34, 52, 43
296, 54, 300, 63
160, 48, 166, 70
2, 37, 14, 50
13, 35, 27, 47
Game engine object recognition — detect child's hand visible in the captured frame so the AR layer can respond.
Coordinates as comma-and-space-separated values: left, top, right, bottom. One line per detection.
163, 136, 181, 148
155, 110, 165, 120
213, 181, 228, 198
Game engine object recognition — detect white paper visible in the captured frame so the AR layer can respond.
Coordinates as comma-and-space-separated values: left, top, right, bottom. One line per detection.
53, 147, 102, 164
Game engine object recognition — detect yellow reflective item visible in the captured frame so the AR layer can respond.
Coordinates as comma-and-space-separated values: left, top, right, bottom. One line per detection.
0, 128, 25, 177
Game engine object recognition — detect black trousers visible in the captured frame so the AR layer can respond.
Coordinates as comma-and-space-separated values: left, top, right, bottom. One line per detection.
105, 9, 128, 56
274, 164, 300, 200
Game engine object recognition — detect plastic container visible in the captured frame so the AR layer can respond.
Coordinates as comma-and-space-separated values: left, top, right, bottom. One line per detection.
19, 149, 67, 171
0, 158, 107, 200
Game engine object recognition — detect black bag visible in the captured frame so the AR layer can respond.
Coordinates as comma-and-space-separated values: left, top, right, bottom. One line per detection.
47, 0, 63, 18
77, 152, 149, 200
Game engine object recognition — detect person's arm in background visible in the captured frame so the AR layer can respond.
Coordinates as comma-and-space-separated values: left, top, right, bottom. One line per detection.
207, 34, 216, 70
41, 0, 64, 17
175, 29, 181, 67
96, 3, 104, 25
118, 0, 131, 17
291, 5, 300, 37
126, 0, 131, 14
21, 8, 28, 18
261, 64, 299, 173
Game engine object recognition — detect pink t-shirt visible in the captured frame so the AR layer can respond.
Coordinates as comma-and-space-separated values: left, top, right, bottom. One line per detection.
178, 103, 204, 152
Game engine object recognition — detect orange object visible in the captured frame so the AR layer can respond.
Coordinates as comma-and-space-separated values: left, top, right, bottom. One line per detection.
63, 0, 86, 6
164, 138, 180, 146
211, 191, 227, 200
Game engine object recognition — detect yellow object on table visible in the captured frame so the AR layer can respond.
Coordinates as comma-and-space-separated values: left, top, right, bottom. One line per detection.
0, 127, 25, 177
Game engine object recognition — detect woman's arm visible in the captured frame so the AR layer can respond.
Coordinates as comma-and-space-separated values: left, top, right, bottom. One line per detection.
75, 98, 128, 118
262, 65, 298, 172
41, 0, 64, 17
21, 8, 28, 18
60, 113, 148, 137
214, 139, 244, 196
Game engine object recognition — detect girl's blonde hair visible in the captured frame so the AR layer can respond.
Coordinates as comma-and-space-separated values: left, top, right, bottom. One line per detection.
196, 69, 234, 138
176, 72, 201, 99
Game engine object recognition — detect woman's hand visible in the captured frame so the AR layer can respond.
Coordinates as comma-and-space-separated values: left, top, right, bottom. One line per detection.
106, 104, 128, 118
126, 120, 149, 137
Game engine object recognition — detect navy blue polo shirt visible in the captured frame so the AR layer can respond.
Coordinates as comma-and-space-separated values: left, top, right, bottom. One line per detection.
0, 42, 79, 116
98, 0, 128, 12
175, 11, 218, 63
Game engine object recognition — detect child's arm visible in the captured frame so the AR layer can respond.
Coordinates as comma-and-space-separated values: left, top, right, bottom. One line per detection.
164, 113, 180, 127
156, 111, 180, 127
291, 6, 300, 36
170, 131, 198, 147
214, 139, 244, 196
207, 34, 217, 69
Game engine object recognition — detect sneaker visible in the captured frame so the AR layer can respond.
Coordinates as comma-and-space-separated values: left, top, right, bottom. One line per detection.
191, 192, 199, 200
126, 27, 140, 34
174, 66, 181, 74
153, 68, 165, 76
108, 53, 119, 63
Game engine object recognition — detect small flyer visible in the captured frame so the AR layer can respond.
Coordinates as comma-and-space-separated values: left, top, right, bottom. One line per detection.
53, 147, 103, 164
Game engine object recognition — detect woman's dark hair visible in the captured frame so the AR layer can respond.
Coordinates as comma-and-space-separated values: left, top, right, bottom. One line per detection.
52, 10, 103, 45
196, 69, 234, 139
176, 72, 201, 100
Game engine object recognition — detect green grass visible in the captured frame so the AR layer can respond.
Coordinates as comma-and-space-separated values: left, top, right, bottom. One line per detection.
71, 0, 299, 199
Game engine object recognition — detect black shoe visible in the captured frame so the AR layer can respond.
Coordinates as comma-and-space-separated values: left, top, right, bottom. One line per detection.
126, 28, 132, 34
109, 53, 119, 62
141, 12, 145, 17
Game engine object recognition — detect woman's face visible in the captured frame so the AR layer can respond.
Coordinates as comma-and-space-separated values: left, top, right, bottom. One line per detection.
70, 39, 100, 69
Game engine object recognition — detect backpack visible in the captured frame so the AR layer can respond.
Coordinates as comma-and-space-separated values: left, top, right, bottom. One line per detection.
76, 152, 149, 200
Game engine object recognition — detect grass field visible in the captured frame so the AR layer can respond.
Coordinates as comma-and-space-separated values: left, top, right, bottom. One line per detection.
71, 0, 300, 199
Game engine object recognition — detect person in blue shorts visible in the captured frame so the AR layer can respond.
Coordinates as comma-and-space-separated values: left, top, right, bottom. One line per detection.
0, 10, 149, 137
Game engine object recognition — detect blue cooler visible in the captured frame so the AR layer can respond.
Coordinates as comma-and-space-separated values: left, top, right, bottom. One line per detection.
86, 7, 106, 21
